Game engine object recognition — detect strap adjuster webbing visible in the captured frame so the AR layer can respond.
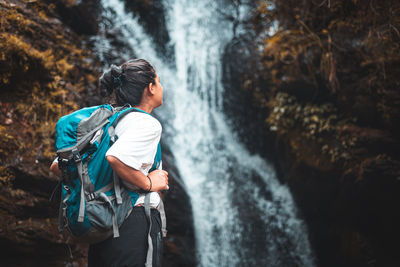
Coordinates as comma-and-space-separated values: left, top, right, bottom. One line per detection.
144, 193, 153, 267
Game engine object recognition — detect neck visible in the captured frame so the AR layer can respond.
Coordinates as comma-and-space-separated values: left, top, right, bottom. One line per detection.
133, 103, 153, 114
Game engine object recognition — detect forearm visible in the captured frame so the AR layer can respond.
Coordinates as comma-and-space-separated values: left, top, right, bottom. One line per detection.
106, 155, 150, 191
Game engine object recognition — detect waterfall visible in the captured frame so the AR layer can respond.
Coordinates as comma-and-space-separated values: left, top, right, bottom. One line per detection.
96, 0, 316, 266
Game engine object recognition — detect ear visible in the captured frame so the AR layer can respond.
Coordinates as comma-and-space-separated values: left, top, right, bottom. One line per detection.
147, 82, 156, 95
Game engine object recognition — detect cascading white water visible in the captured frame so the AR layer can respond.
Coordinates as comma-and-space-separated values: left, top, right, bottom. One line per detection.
97, 0, 316, 266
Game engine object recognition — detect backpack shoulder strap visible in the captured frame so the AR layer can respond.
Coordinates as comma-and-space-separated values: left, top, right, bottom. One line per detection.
111, 107, 141, 128
108, 107, 140, 144
109, 107, 141, 204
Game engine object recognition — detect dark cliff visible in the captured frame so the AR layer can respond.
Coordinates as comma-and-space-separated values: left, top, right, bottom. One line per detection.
0, 0, 102, 265
222, 1, 400, 267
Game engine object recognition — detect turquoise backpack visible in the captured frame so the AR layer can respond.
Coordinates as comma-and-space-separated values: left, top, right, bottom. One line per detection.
55, 104, 162, 244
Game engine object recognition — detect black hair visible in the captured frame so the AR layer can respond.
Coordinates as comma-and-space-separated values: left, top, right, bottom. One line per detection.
99, 59, 156, 106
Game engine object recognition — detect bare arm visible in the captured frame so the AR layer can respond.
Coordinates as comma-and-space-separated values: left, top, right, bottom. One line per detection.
106, 155, 168, 192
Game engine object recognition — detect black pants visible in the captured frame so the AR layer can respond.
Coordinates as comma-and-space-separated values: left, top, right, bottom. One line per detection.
88, 206, 163, 267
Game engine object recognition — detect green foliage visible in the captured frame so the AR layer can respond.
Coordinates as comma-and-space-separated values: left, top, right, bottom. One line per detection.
267, 92, 358, 164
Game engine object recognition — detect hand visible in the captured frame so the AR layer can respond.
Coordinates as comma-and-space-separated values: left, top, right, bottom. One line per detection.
148, 170, 169, 191
50, 161, 61, 177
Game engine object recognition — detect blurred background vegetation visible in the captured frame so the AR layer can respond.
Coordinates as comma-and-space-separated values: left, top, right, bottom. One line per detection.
253, 0, 400, 165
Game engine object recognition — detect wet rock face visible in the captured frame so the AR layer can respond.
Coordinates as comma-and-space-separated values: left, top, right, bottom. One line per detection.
221, 35, 287, 184
221, 36, 273, 158
0, 165, 88, 266
280, 148, 400, 267
45, 0, 102, 35
122, 0, 175, 62
338, 157, 400, 266
161, 142, 197, 267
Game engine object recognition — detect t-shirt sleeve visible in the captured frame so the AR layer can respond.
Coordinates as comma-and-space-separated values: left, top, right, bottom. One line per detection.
105, 116, 161, 173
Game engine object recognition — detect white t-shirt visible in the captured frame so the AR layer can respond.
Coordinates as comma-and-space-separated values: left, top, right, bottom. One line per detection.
105, 111, 162, 207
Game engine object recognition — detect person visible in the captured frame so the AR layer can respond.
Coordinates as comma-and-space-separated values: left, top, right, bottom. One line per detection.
50, 58, 169, 267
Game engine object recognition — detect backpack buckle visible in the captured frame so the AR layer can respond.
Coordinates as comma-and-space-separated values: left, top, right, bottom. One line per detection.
72, 149, 81, 163
87, 193, 96, 201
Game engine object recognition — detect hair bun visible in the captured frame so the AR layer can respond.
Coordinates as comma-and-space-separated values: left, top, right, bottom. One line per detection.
99, 64, 123, 97
111, 64, 123, 88
110, 64, 122, 77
